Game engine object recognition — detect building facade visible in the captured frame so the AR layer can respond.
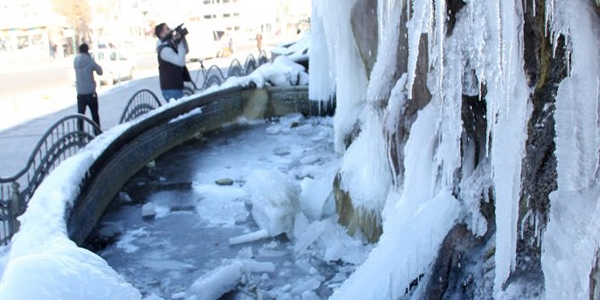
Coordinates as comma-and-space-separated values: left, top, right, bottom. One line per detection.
0, 0, 68, 62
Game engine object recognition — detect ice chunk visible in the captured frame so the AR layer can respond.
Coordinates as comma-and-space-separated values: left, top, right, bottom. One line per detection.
293, 212, 310, 240
294, 220, 327, 256
301, 291, 321, 300
257, 248, 287, 258
299, 176, 333, 220
291, 275, 324, 295
186, 260, 274, 300
141, 202, 156, 219
229, 229, 269, 246
273, 146, 291, 156
236, 247, 254, 259
299, 154, 321, 165
243, 169, 300, 238
294, 258, 316, 274
317, 218, 369, 265
117, 191, 132, 202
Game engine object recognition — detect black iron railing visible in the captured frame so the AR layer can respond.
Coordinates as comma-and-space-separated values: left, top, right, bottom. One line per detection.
0, 51, 289, 245
119, 89, 163, 124
184, 51, 269, 95
0, 115, 101, 245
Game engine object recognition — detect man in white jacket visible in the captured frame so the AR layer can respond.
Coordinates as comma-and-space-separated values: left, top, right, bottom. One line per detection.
155, 23, 190, 102
73, 43, 103, 132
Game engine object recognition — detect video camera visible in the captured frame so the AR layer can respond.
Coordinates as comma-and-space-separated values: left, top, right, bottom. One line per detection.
169, 23, 188, 44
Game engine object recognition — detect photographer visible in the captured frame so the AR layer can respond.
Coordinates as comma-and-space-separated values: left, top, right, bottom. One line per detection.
154, 22, 191, 102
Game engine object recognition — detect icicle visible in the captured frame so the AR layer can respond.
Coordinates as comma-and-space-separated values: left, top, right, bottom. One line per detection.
368, 0, 403, 102
314, 0, 367, 154
481, 0, 531, 296
434, 0, 445, 104
542, 0, 600, 297
405, 0, 432, 99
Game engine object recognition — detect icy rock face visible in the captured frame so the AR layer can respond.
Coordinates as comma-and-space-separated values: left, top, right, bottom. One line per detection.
315, 0, 600, 298
330, 0, 431, 243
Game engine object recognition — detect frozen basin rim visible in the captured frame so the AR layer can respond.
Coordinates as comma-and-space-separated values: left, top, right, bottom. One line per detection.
67, 85, 335, 245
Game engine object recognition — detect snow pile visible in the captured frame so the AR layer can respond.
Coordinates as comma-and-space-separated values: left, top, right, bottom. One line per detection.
270, 32, 311, 61
204, 55, 308, 93
0, 127, 140, 299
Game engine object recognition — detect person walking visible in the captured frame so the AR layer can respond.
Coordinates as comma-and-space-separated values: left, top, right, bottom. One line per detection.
155, 22, 190, 102
73, 43, 103, 133
256, 32, 263, 54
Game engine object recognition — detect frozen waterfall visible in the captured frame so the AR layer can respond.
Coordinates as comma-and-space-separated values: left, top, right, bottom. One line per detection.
311, 0, 600, 298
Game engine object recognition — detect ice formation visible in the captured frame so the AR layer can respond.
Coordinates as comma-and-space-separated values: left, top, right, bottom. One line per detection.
185, 259, 275, 300
311, 0, 600, 298
542, 0, 600, 298
229, 169, 300, 245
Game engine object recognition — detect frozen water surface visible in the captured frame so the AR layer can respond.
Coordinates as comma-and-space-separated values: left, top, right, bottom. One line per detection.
85, 115, 370, 299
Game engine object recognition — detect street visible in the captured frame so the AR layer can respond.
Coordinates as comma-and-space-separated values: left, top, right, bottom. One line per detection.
0, 48, 260, 177
0, 53, 159, 132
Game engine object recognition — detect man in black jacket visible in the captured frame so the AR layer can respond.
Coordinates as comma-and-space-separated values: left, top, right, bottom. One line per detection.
155, 23, 190, 102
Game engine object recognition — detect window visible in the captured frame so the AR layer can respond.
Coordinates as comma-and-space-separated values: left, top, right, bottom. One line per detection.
17, 35, 29, 49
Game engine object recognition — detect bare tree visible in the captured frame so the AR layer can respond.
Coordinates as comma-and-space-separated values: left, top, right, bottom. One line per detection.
52, 0, 92, 44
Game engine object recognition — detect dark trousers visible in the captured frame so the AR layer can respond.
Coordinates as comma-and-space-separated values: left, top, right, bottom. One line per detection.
77, 93, 100, 132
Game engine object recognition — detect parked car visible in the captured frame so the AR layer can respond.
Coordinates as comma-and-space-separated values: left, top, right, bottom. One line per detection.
69, 48, 137, 86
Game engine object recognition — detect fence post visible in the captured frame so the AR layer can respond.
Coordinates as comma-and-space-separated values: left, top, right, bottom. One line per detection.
10, 182, 21, 234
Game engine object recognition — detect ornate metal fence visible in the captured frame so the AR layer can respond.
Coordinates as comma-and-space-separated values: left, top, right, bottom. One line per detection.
0, 115, 101, 245
119, 89, 162, 124
0, 51, 275, 245
184, 51, 270, 95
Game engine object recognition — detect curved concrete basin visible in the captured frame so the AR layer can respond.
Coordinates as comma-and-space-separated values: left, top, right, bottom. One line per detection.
67, 85, 333, 245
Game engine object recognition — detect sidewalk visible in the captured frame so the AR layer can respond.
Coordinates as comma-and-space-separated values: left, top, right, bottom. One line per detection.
0, 74, 161, 178
0, 47, 270, 178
